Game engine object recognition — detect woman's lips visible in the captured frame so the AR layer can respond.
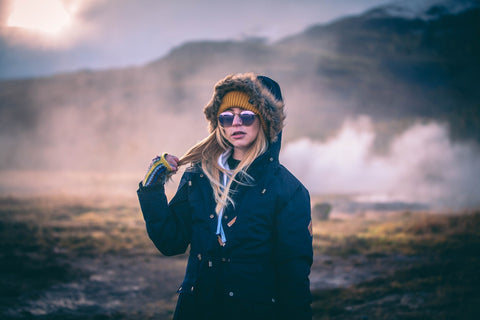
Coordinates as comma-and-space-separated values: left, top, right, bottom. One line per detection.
231, 131, 246, 139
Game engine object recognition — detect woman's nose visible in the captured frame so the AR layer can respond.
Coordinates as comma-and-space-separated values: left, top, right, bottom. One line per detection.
232, 114, 242, 126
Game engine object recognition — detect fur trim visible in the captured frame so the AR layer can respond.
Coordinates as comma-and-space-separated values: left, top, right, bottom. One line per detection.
203, 72, 285, 143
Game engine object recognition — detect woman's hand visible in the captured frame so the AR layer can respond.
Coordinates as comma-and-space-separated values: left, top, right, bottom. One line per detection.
164, 154, 180, 173
142, 153, 180, 187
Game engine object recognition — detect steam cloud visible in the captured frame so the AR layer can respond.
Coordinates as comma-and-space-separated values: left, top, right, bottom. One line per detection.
281, 117, 480, 210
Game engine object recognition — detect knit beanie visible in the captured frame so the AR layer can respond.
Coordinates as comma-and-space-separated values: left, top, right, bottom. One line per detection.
204, 73, 285, 143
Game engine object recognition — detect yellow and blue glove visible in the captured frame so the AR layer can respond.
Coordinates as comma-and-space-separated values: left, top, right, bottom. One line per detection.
142, 153, 174, 187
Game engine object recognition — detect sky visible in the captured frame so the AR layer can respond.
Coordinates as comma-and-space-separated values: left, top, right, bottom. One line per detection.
0, 0, 439, 79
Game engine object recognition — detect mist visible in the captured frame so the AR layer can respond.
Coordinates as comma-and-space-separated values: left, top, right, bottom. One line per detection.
1, 0, 479, 212
281, 117, 480, 210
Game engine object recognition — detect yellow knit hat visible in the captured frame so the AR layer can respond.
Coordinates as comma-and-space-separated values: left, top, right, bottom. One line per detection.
217, 91, 267, 130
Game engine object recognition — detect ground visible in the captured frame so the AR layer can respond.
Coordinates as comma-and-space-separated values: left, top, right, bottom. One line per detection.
0, 196, 479, 319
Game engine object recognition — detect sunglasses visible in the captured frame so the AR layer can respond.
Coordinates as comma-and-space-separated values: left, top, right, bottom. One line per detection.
218, 110, 257, 127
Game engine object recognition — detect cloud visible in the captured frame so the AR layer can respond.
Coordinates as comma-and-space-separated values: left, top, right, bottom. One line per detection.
0, 0, 98, 49
281, 117, 480, 209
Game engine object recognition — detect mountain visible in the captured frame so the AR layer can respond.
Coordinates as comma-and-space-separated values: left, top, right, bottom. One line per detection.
0, 1, 479, 172
277, 3, 480, 120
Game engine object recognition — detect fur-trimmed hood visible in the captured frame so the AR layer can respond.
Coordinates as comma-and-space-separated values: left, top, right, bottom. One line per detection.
203, 73, 285, 143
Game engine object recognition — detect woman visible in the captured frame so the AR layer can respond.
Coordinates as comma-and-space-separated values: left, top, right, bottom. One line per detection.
137, 73, 313, 320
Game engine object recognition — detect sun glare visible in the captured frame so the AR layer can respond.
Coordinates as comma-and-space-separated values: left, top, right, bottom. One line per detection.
7, 0, 71, 35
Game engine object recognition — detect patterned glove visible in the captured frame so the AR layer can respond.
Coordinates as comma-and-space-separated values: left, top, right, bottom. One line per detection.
142, 153, 174, 187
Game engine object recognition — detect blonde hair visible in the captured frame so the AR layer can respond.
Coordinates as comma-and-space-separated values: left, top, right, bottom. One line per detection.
178, 124, 268, 214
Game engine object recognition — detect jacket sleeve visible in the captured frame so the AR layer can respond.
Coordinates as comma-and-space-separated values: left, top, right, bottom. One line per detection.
274, 184, 313, 319
137, 174, 192, 256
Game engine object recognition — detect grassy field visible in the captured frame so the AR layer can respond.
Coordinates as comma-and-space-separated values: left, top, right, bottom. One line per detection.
311, 210, 480, 319
0, 196, 479, 319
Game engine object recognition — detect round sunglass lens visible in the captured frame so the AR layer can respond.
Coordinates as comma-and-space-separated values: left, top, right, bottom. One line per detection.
241, 115, 254, 126
219, 114, 234, 127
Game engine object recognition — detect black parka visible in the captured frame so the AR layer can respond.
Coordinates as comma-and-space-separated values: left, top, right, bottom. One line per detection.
137, 132, 313, 320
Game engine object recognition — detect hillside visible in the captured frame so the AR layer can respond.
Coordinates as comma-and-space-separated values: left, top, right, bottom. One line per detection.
276, 4, 480, 137
0, 1, 479, 172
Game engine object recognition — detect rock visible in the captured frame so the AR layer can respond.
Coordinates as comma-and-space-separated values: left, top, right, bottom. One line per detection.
312, 202, 332, 221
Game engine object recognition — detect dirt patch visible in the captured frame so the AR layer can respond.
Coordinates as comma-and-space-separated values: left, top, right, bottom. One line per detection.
3, 251, 422, 319
3, 254, 186, 319
311, 254, 421, 290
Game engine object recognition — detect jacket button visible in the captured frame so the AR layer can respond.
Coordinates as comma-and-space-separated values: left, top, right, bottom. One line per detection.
229, 291, 234, 297
210, 214, 214, 219
272, 298, 276, 303
197, 254, 202, 261
269, 157, 273, 162
224, 215, 228, 220
200, 174, 204, 178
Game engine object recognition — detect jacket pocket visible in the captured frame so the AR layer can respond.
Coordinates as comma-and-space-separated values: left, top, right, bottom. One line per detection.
222, 261, 277, 304
222, 292, 276, 320
173, 289, 197, 320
